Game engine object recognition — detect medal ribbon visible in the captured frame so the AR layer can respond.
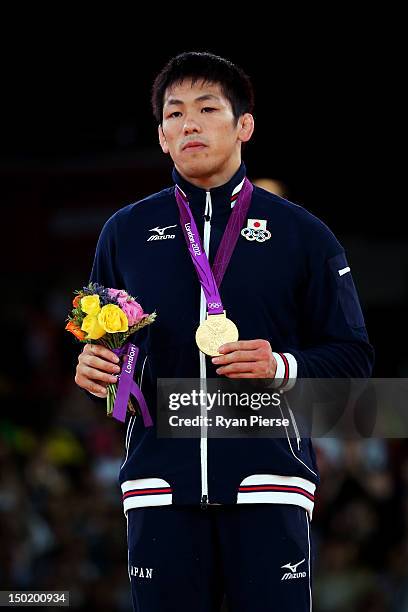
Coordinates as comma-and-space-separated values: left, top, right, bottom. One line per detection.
175, 177, 253, 315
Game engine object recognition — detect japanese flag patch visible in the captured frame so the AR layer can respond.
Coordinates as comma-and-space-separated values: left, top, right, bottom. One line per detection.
247, 218, 267, 231
241, 218, 271, 242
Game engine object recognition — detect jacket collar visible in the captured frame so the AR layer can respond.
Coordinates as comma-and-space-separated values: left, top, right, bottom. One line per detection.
172, 163, 247, 213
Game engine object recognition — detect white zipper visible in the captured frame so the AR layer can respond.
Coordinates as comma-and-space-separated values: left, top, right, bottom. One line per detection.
200, 191, 212, 506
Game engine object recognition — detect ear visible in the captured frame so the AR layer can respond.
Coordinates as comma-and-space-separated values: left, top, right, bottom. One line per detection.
237, 113, 255, 143
158, 125, 169, 154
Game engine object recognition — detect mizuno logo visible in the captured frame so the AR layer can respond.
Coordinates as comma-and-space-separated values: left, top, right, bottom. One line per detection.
281, 559, 305, 573
147, 225, 177, 241
149, 225, 177, 236
281, 559, 307, 581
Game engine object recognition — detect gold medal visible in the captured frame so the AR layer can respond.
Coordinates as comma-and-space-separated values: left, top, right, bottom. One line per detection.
195, 312, 239, 356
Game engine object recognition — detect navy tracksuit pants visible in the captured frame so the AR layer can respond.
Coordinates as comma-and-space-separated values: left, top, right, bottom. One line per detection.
126, 504, 313, 611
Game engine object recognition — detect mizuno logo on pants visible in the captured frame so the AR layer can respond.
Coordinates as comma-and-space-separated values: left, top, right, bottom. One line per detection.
281, 558, 307, 580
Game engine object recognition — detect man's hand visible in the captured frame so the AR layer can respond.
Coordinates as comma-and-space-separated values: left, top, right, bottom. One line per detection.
211, 339, 277, 379
75, 344, 121, 397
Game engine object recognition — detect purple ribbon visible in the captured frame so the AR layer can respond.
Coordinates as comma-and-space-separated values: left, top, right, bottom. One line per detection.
175, 177, 253, 315
212, 178, 253, 287
111, 343, 153, 427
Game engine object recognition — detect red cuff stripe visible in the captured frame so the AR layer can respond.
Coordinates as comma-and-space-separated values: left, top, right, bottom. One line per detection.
277, 352, 290, 387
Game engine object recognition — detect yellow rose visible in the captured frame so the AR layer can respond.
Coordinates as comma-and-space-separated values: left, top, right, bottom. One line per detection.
80, 294, 101, 315
81, 314, 106, 339
98, 304, 128, 333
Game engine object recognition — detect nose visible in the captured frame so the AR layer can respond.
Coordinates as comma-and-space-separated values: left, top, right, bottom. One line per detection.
183, 114, 201, 135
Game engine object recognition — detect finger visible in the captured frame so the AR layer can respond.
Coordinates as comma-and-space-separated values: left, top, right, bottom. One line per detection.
218, 340, 264, 354
75, 372, 108, 396
80, 365, 119, 385
212, 350, 260, 365
81, 354, 121, 374
225, 372, 258, 378
86, 381, 109, 396
216, 362, 272, 377
83, 343, 120, 363
216, 362, 256, 375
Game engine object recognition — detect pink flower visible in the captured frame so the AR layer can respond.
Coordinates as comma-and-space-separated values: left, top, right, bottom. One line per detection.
118, 297, 145, 326
108, 288, 129, 300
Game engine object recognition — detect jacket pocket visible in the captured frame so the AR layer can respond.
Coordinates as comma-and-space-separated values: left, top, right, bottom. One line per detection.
279, 394, 302, 453
137, 353, 148, 390
121, 353, 149, 469
287, 403, 302, 452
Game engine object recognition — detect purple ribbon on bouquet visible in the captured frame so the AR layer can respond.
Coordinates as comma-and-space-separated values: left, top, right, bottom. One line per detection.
111, 342, 153, 427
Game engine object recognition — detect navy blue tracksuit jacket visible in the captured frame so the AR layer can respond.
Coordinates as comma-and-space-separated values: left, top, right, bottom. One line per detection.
89, 162, 374, 522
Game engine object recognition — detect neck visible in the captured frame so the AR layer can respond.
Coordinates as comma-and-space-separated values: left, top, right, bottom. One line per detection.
175, 159, 242, 191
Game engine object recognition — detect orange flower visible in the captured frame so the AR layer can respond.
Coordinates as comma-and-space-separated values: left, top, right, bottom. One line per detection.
72, 295, 81, 308
65, 320, 86, 341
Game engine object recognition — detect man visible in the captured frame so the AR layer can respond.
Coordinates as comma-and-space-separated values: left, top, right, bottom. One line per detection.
75, 52, 374, 611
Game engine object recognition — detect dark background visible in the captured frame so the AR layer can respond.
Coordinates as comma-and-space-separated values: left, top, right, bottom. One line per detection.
1, 28, 407, 611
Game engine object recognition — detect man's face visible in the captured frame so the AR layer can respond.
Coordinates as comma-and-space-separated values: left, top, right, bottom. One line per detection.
159, 79, 253, 184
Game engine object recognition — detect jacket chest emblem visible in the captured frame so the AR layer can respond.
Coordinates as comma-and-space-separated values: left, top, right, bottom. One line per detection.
241, 218, 271, 242
147, 225, 177, 241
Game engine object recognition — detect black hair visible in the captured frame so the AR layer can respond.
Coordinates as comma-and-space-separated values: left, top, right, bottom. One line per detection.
151, 51, 254, 124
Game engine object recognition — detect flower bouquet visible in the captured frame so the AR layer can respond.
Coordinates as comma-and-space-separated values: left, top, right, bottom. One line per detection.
65, 283, 156, 424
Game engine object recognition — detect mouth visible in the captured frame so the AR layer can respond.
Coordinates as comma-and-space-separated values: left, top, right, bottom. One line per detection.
182, 142, 207, 151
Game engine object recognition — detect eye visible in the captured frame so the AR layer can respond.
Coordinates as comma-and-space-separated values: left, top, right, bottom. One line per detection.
168, 111, 182, 118
201, 107, 216, 113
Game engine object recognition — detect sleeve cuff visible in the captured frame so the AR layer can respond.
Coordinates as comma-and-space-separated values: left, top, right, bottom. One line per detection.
271, 352, 298, 391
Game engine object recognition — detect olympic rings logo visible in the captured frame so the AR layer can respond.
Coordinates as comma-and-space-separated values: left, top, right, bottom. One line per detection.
208, 302, 222, 309
241, 227, 271, 242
